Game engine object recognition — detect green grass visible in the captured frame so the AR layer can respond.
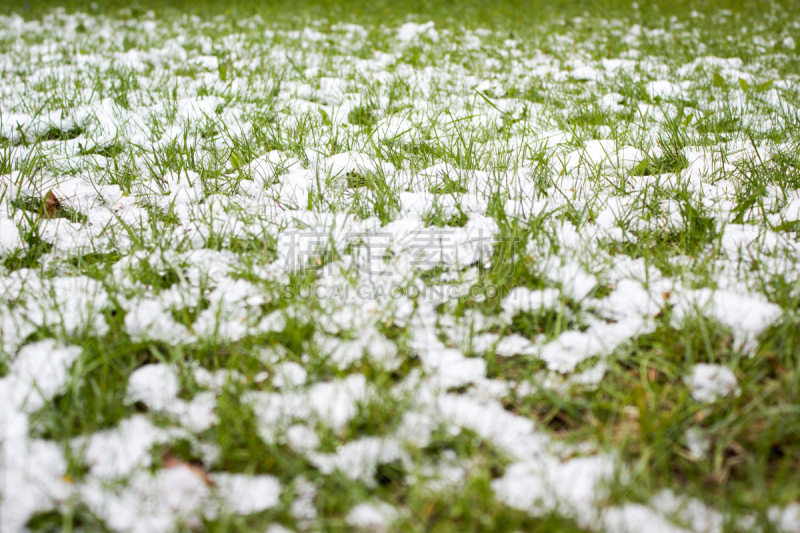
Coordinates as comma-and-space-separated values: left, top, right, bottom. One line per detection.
2, 0, 800, 531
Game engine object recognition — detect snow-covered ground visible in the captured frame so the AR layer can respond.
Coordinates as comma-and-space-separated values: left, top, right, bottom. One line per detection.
1, 7, 799, 533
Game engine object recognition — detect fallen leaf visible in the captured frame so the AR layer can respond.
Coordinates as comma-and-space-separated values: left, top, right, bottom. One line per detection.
162, 451, 214, 486
42, 190, 60, 219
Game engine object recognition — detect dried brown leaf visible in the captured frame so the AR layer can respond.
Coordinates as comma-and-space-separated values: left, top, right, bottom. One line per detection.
162, 451, 214, 486
42, 190, 60, 219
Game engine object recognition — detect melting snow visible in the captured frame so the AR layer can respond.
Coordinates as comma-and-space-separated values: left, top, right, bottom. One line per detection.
687, 364, 740, 403
0, 8, 795, 532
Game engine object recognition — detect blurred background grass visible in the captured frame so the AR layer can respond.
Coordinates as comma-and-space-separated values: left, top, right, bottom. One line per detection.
2, 0, 797, 29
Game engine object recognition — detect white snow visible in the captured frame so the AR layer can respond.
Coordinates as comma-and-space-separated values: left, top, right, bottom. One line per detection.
127, 363, 180, 411
272, 361, 308, 388
687, 364, 740, 403
309, 437, 410, 486
769, 504, 800, 533
211, 473, 282, 514
346, 501, 399, 532
0, 9, 795, 533
671, 289, 782, 353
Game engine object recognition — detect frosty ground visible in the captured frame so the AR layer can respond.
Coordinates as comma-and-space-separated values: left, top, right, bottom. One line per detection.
1, 3, 800, 532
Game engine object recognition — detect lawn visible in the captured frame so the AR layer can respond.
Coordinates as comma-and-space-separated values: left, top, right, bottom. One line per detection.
1, 0, 799, 531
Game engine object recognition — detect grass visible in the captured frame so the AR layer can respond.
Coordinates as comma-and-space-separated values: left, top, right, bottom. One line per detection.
509, 314, 800, 508
1, 0, 799, 531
